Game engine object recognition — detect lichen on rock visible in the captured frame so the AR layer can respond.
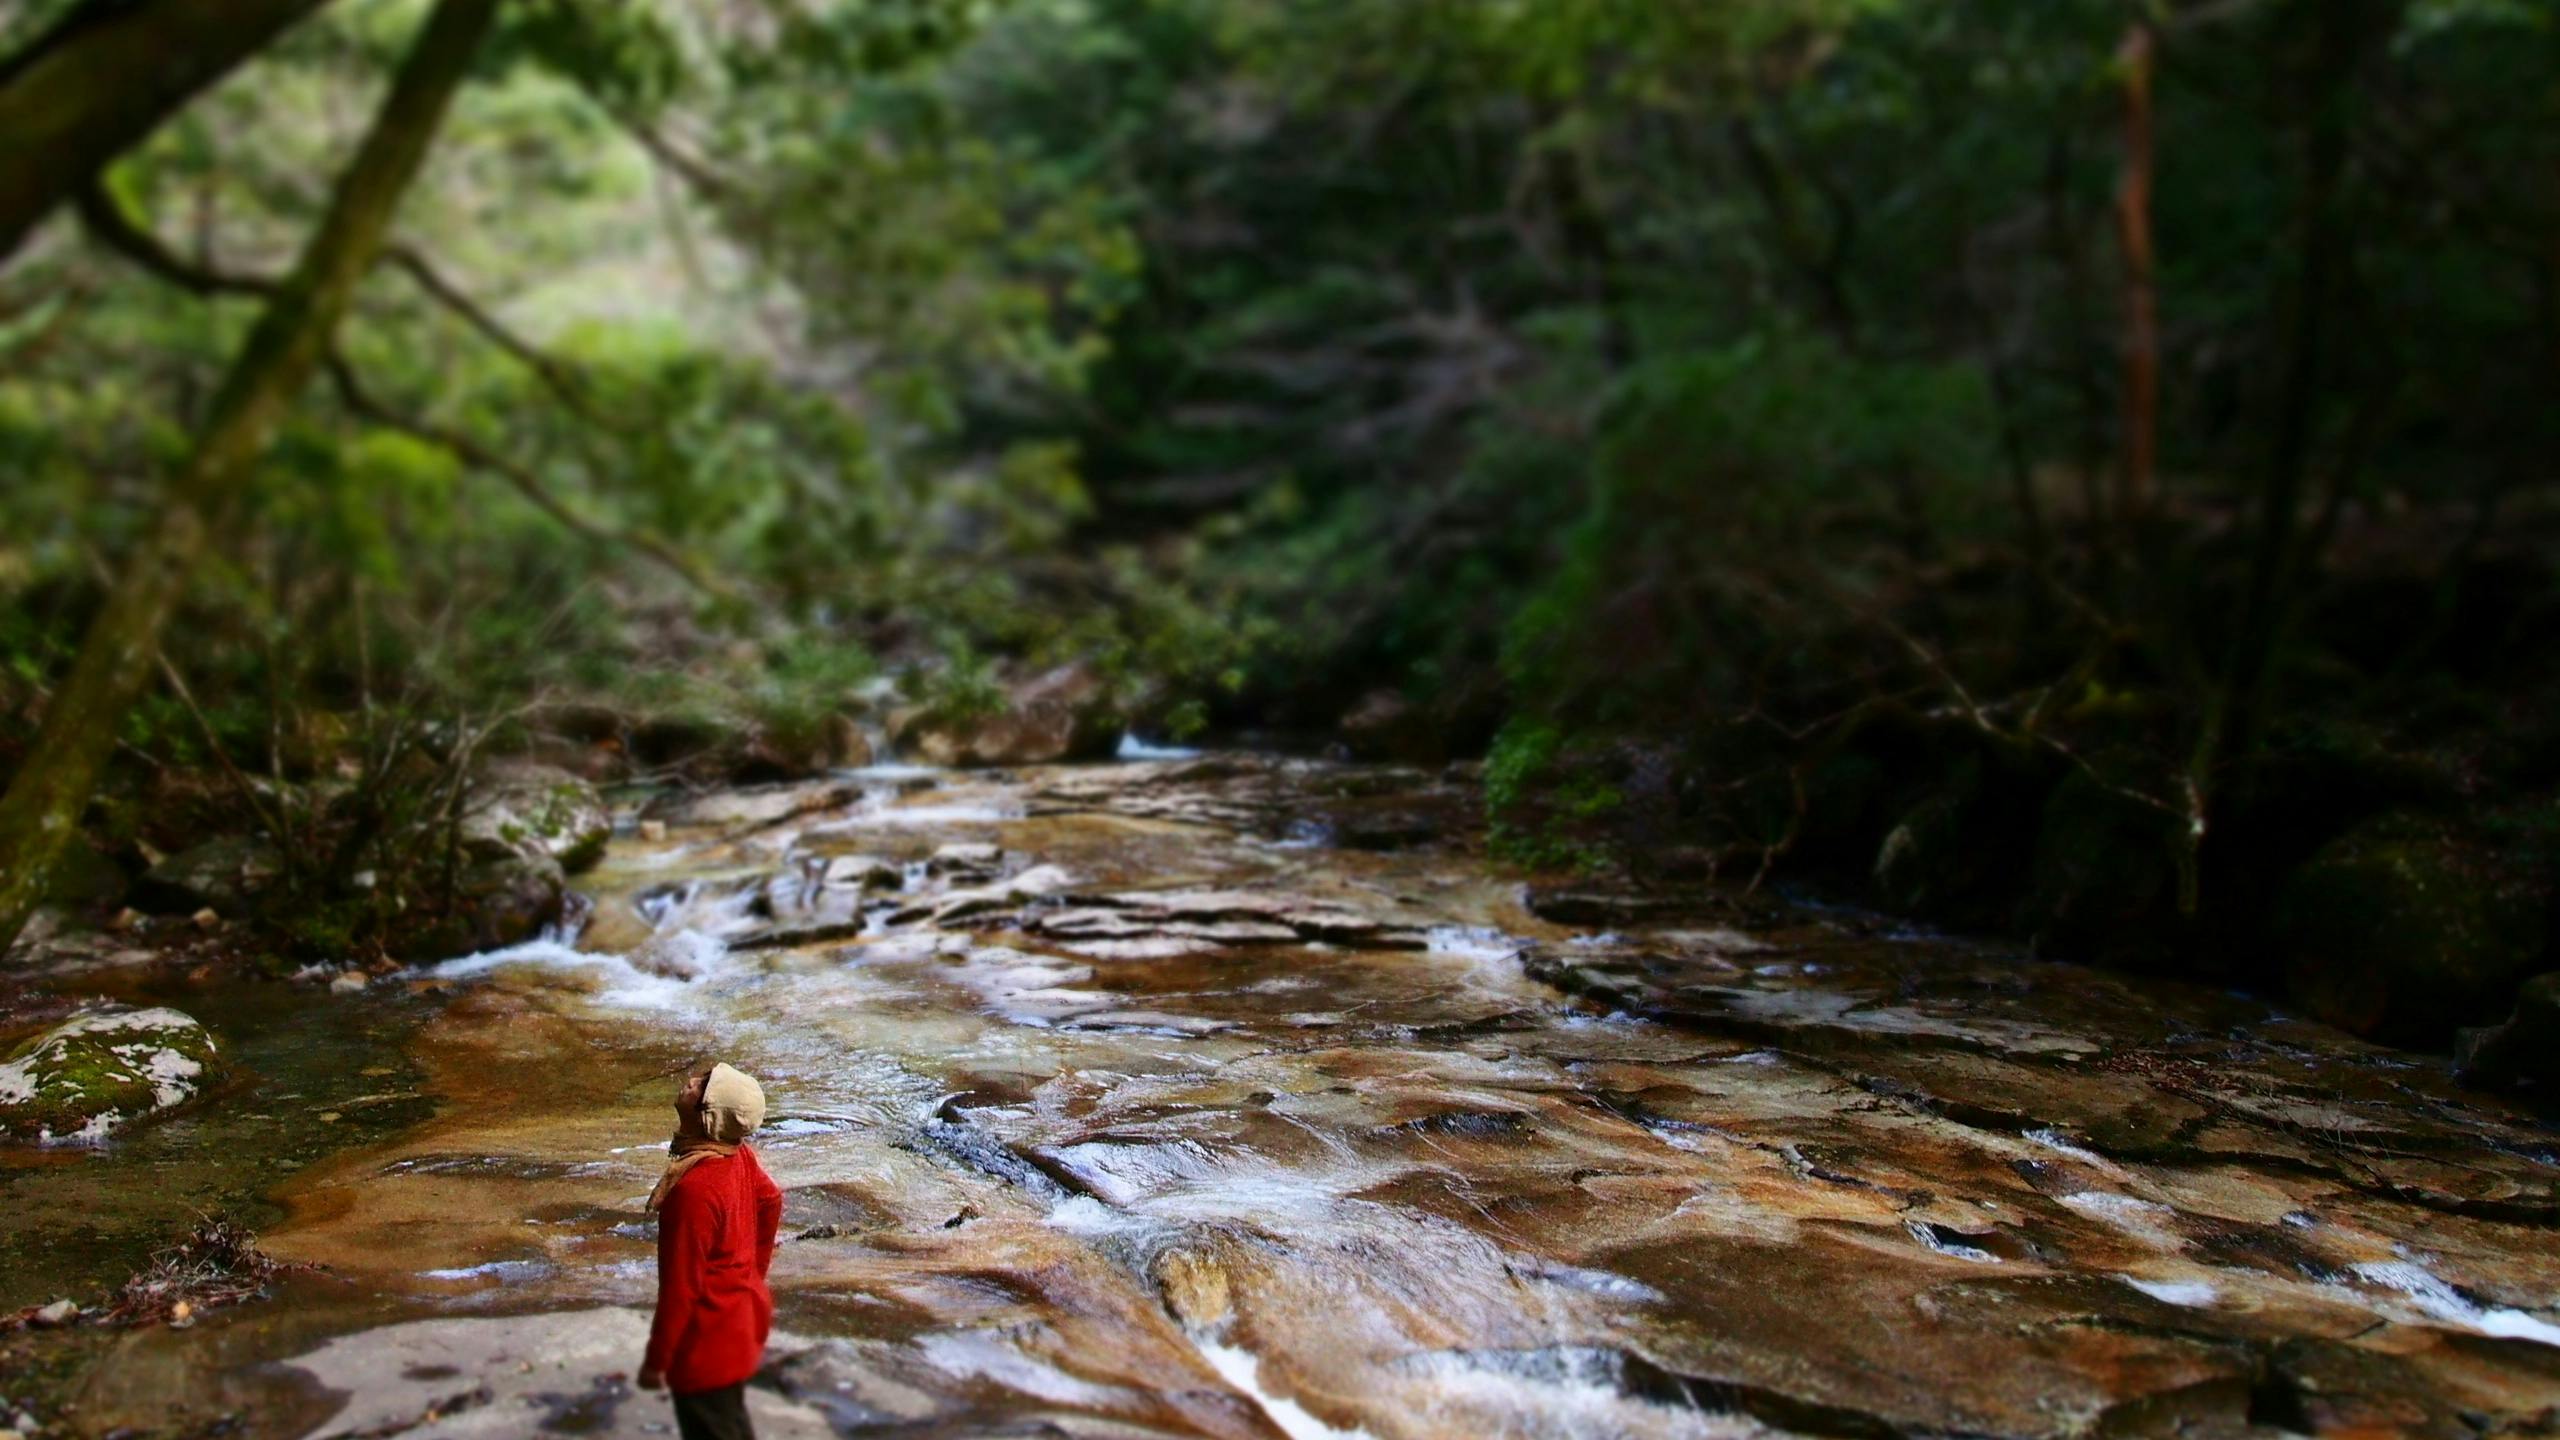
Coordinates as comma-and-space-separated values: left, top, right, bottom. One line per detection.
462, 762, 613, 874
0, 1005, 220, 1145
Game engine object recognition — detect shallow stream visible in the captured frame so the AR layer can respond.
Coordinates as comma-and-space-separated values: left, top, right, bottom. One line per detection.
11, 756, 2560, 1438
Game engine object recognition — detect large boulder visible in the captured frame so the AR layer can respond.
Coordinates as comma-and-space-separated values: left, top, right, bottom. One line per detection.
1339, 689, 1448, 765
0, 1005, 219, 1144
2277, 814, 2549, 1045
463, 762, 612, 874
2456, 971, 2560, 1091
134, 835, 281, 915
2020, 769, 2185, 963
894, 664, 1118, 768
389, 853, 568, 962
729, 713, 874, 783
1869, 749, 2046, 926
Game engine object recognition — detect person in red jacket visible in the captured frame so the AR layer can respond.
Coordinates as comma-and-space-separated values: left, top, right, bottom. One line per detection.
639, 1060, 783, 1440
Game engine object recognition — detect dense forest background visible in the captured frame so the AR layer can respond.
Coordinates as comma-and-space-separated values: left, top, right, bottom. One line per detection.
2, 0, 2556, 1070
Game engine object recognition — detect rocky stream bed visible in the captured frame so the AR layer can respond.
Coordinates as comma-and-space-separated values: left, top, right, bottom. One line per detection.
4, 755, 2558, 1438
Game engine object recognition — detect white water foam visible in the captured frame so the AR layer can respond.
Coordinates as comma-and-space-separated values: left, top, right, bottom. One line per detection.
2026, 1129, 2121, 1171
2123, 1277, 2217, 1307
1118, 733, 1203, 760
1425, 926, 1524, 962
2059, 1191, 2180, 1246
1198, 1339, 1373, 1440
2350, 1260, 2560, 1348
433, 938, 735, 1010
1906, 1220, 1999, 1264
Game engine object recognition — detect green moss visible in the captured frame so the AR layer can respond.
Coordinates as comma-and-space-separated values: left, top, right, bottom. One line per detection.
0, 1008, 221, 1144
2279, 813, 2549, 1043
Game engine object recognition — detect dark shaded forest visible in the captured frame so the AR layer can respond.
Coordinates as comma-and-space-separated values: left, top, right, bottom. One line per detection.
3, 0, 2557, 1078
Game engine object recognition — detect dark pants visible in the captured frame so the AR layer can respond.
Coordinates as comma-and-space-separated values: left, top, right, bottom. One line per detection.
672, 1383, 755, 1440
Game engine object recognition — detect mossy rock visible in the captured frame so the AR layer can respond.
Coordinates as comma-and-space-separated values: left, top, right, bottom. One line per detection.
389, 853, 568, 963
463, 763, 612, 875
2455, 971, 2560, 1092
2022, 769, 2186, 963
0, 1005, 220, 1145
2277, 814, 2551, 1046
893, 663, 1118, 768
1871, 750, 2044, 924
134, 835, 281, 915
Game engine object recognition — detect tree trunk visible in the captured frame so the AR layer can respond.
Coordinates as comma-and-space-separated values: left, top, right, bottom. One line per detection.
0, 0, 499, 957
0, 0, 336, 259
2112, 20, 2160, 531
2218, 0, 2386, 762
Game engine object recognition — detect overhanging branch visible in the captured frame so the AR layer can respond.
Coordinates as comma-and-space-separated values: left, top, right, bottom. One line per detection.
381, 242, 607, 424
74, 182, 278, 297
326, 350, 733, 602
75, 177, 736, 605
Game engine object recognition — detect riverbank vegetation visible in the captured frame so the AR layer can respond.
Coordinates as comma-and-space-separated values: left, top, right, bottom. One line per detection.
2, 0, 2555, 1073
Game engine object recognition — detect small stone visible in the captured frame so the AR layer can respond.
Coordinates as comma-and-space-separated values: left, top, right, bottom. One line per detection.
34, 1299, 78, 1326
107, 907, 141, 931
191, 907, 221, 929
318, 1112, 342, 1124
639, 820, 669, 842
329, 971, 368, 994
928, 842, 1003, 874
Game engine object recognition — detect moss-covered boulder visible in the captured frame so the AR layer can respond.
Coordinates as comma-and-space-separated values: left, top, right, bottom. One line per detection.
893, 663, 1118, 767
0, 1005, 220, 1145
134, 835, 281, 915
2021, 769, 2186, 963
2277, 814, 2550, 1045
463, 763, 612, 874
2455, 971, 2560, 1091
1870, 750, 2043, 924
389, 853, 569, 962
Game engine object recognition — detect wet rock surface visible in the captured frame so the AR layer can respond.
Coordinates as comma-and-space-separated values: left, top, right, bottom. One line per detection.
15, 755, 2560, 1438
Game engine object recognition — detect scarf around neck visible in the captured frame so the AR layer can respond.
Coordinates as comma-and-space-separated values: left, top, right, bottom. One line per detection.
646, 1132, 737, 1213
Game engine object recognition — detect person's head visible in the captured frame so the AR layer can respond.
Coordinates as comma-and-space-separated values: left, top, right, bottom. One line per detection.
674, 1060, 766, 1143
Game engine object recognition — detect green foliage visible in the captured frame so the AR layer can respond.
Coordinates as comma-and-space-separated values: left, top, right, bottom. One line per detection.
1481, 719, 1616, 871
3, 0, 2555, 944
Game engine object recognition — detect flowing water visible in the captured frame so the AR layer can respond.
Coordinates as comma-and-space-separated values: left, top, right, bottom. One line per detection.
12, 756, 2560, 1438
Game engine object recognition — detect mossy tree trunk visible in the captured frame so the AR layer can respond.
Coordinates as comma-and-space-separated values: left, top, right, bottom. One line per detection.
0, 0, 500, 957
0, 0, 339, 258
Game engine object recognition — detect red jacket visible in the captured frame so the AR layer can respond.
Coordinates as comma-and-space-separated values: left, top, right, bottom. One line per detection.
645, 1145, 783, 1394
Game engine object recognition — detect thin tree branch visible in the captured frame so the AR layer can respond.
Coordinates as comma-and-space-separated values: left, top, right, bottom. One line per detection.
82, 184, 612, 428
380, 242, 607, 424
75, 189, 725, 602
74, 181, 278, 296
324, 350, 734, 602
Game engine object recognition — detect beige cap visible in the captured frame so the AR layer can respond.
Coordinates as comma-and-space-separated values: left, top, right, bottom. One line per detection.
701, 1062, 766, 1142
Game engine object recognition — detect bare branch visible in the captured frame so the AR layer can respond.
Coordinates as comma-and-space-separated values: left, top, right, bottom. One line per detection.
74, 182, 278, 297
81, 188, 614, 428
325, 350, 735, 603
380, 242, 608, 424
